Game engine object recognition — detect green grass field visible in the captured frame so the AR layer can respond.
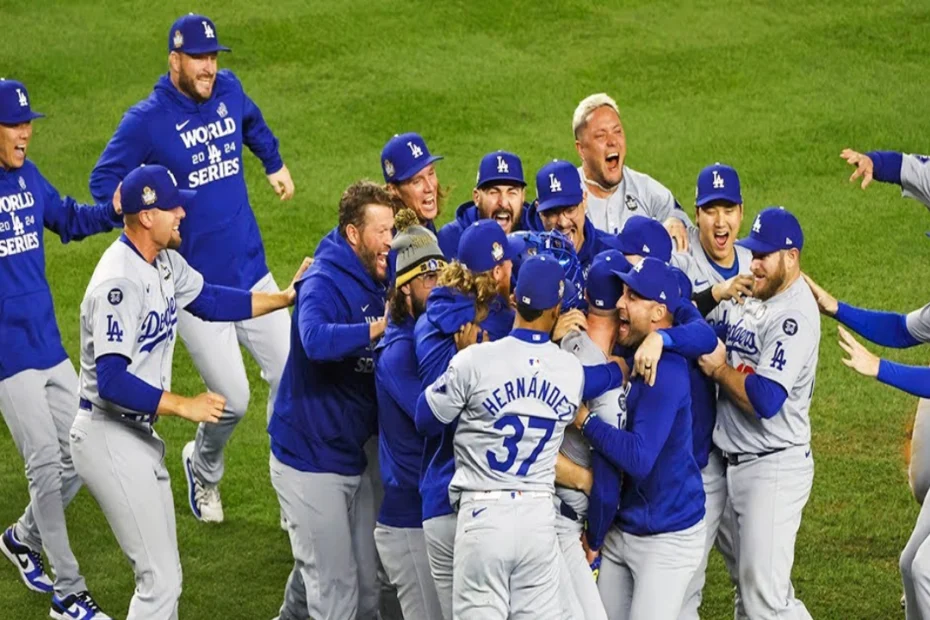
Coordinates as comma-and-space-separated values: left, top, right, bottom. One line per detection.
2, 0, 930, 617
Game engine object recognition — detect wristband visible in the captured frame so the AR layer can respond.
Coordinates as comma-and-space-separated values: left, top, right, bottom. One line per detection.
581, 412, 599, 434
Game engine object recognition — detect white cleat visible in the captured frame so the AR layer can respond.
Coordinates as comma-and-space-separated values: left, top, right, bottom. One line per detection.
182, 441, 224, 523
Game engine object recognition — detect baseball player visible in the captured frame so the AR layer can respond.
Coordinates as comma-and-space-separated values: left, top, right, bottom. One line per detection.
697, 206, 819, 620
437, 150, 530, 258
268, 181, 396, 620
372, 215, 447, 620
417, 254, 597, 620
413, 219, 521, 620
382, 132, 445, 232
671, 163, 752, 620
525, 159, 619, 274
802, 273, 930, 619
613, 214, 674, 265
71, 165, 302, 620
0, 79, 121, 618
571, 92, 692, 248
574, 257, 707, 620
89, 13, 295, 522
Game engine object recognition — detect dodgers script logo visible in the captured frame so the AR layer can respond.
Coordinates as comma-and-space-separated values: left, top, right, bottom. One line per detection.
725, 318, 759, 356
138, 296, 178, 353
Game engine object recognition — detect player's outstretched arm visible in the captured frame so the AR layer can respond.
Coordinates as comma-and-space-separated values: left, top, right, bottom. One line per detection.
251, 256, 312, 316
39, 173, 122, 243
555, 452, 593, 495
804, 273, 922, 348
841, 324, 930, 397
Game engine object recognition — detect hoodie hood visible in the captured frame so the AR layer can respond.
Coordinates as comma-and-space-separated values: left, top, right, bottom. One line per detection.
421, 286, 478, 336
303, 228, 388, 295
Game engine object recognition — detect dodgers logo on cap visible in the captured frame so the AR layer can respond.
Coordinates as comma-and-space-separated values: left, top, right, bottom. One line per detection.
696, 163, 742, 207
476, 150, 525, 188
168, 14, 231, 55
121, 165, 197, 215
381, 132, 443, 184
0, 79, 45, 125
536, 160, 584, 213
737, 206, 804, 254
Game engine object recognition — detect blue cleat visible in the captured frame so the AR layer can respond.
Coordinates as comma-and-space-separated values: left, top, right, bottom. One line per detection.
0, 525, 53, 593
50, 590, 111, 619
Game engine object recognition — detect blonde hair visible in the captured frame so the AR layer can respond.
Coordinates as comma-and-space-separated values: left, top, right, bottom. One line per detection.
572, 93, 621, 140
438, 260, 500, 323
394, 208, 420, 232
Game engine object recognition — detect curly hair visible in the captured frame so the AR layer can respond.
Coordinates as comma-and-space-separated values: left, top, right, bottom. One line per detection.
438, 260, 501, 323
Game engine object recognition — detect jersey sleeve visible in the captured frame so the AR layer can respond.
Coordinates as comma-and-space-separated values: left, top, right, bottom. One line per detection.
38, 171, 122, 243
904, 302, 930, 344
166, 251, 205, 307
89, 279, 144, 361
424, 348, 477, 424
90, 109, 153, 204
754, 310, 817, 392
241, 84, 283, 175
646, 176, 693, 228
901, 154, 930, 210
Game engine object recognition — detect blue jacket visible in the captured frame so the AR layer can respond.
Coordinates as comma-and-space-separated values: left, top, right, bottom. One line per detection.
415, 286, 514, 520
90, 71, 283, 290
269, 229, 387, 476
437, 200, 532, 259
523, 202, 617, 274
0, 162, 121, 381
584, 352, 705, 536
374, 317, 426, 528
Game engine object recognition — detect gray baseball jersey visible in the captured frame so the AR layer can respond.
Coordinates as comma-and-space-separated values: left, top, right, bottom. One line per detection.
670, 227, 753, 326
907, 303, 930, 343
579, 165, 693, 235
713, 277, 820, 454
78, 239, 204, 414
557, 330, 626, 519
900, 154, 930, 209
425, 334, 584, 505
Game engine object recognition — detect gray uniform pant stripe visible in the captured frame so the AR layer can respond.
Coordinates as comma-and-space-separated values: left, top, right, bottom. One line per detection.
271, 454, 378, 620
422, 513, 456, 620
598, 520, 706, 620
374, 524, 443, 620
0, 360, 85, 596
184, 272, 290, 486
71, 411, 181, 619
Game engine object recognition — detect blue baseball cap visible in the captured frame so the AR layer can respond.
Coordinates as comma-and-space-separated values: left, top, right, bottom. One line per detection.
458, 219, 524, 273
121, 165, 196, 215
169, 14, 231, 55
696, 163, 742, 207
586, 250, 630, 310
613, 257, 681, 312
737, 206, 804, 254
381, 133, 443, 184
0, 80, 44, 125
476, 150, 525, 188
671, 265, 693, 300
613, 217, 673, 262
516, 255, 565, 310
535, 160, 584, 212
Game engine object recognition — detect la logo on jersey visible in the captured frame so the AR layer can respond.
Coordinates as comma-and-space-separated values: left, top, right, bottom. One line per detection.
497, 156, 509, 174
549, 173, 562, 193
407, 141, 423, 158
16, 88, 27, 108
202, 20, 215, 38
713, 170, 725, 188
11, 212, 24, 236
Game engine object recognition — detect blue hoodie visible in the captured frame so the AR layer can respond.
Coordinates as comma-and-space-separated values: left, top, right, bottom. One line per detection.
374, 316, 427, 528
584, 352, 705, 536
90, 71, 283, 290
0, 162, 121, 381
437, 200, 532, 259
415, 286, 514, 520
269, 229, 388, 476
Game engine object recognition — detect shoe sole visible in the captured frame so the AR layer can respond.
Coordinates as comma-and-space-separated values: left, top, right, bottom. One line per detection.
0, 534, 51, 594
181, 442, 203, 521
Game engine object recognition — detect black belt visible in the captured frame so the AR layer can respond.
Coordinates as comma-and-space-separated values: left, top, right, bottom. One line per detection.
79, 397, 157, 424
721, 447, 787, 466
559, 500, 582, 523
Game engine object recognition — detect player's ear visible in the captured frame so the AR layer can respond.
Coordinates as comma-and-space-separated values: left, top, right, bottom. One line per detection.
168, 51, 181, 74
345, 223, 360, 248
574, 137, 584, 162
472, 187, 480, 207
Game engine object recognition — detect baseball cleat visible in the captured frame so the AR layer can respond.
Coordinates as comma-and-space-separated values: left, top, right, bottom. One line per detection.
50, 590, 111, 619
1, 525, 53, 593
182, 441, 224, 523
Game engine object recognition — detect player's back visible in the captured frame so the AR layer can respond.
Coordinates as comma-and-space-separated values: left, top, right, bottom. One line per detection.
447, 332, 584, 505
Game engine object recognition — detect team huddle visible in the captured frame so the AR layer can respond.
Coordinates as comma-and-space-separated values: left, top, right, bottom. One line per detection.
2, 11, 930, 620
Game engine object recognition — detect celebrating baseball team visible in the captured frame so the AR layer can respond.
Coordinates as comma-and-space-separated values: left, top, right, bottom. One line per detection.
2, 11, 930, 620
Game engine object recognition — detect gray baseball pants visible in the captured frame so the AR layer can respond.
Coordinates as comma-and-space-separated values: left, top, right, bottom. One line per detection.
270, 453, 379, 620
183, 272, 290, 486
0, 360, 86, 597
70, 408, 181, 619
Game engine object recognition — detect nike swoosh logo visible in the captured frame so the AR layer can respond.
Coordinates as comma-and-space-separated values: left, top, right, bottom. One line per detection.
695, 280, 709, 287
472, 507, 487, 518
805, 450, 811, 458
16, 555, 31, 571
361, 304, 370, 312
67, 606, 89, 620
175, 120, 191, 131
